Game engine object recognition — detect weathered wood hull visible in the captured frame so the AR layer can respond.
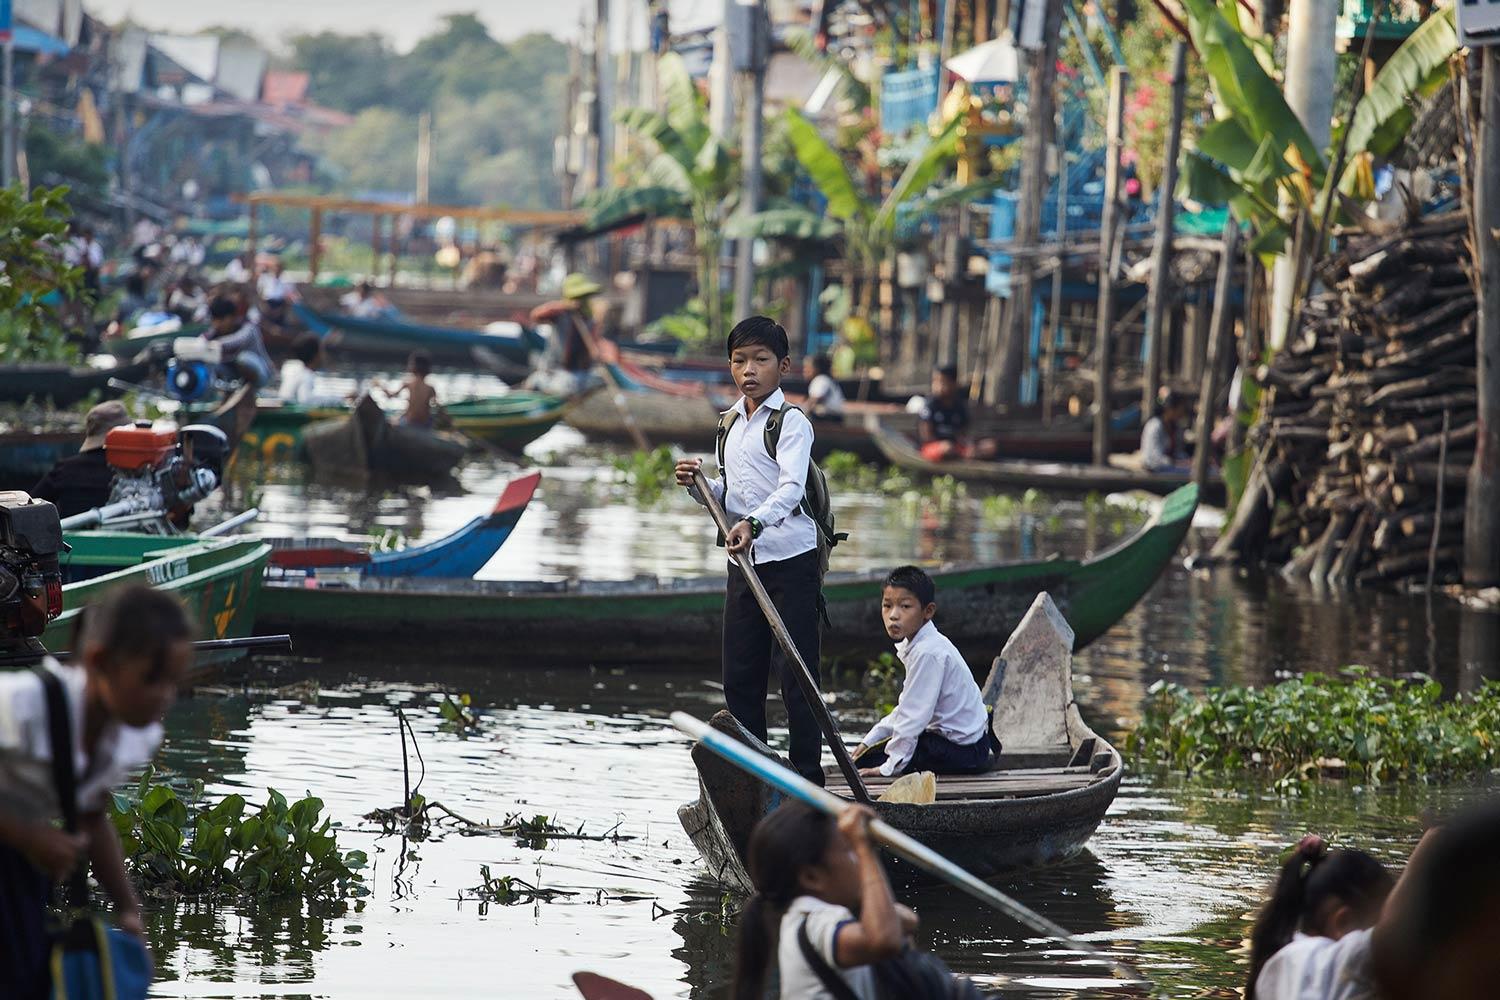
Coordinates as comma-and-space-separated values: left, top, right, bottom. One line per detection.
255, 484, 1196, 665
0, 358, 158, 406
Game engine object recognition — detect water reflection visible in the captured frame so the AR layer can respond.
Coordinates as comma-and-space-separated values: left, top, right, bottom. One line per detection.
131, 438, 1500, 996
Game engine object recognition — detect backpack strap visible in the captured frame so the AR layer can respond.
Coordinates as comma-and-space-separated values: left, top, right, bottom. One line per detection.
35, 666, 88, 906
796, 916, 864, 1000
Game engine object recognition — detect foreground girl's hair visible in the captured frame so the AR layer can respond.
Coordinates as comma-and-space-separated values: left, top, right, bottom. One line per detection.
732, 802, 834, 1000
1246, 837, 1392, 998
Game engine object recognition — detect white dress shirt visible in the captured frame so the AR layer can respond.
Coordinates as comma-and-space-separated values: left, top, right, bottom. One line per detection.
0, 658, 162, 820
860, 621, 989, 777
691, 388, 818, 565
1253, 929, 1375, 1000
777, 895, 878, 1000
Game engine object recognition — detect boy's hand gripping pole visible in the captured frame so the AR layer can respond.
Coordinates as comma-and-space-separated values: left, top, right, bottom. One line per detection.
692, 468, 870, 803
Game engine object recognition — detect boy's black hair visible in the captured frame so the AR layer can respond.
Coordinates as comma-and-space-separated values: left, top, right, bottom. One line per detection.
81, 585, 193, 680
291, 333, 323, 365
935, 363, 959, 381
811, 354, 833, 376
408, 349, 433, 376
1155, 388, 1183, 419
884, 565, 936, 606
726, 316, 789, 361
207, 295, 238, 320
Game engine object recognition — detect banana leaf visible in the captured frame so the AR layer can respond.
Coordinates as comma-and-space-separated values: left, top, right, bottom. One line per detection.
874, 114, 965, 235
784, 109, 867, 223
615, 107, 699, 178
579, 185, 691, 228
658, 53, 710, 162
728, 206, 841, 242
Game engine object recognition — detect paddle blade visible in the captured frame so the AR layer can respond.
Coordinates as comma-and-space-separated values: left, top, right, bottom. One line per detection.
572, 971, 654, 1000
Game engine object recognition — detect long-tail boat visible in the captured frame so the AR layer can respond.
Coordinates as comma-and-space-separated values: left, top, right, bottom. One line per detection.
293, 303, 544, 373
255, 483, 1197, 666
679, 592, 1122, 890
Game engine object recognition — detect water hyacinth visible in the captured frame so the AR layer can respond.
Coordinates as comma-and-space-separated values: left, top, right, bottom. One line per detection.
1127, 669, 1500, 786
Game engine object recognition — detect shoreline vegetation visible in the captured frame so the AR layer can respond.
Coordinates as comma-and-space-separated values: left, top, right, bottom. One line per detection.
1129, 670, 1500, 788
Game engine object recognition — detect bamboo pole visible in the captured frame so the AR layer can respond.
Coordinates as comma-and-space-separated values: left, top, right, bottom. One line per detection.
308, 207, 323, 284
1466, 45, 1500, 587
1093, 67, 1127, 467
1045, 127, 1068, 423
1193, 217, 1239, 491
1142, 41, 1188, 419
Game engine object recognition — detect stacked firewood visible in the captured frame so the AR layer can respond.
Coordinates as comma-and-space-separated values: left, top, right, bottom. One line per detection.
1246, 211, 1474, 587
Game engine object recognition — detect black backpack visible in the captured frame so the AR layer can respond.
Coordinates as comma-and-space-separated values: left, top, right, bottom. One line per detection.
714, 403, 847, 582
796, 917, 984, 1000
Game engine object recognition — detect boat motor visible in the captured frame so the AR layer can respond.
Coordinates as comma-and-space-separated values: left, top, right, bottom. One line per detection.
0, 492, 64, 655
165, 337, 223, 402
60, 422, 228, 533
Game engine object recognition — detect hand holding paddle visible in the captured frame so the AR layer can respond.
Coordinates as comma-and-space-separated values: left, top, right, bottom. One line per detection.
689, 467, 870, 802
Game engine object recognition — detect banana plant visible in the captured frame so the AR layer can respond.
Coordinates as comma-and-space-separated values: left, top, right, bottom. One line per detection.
731, 108, 997, 321
580, 52, 738, 343
1178, 0, 1457, 259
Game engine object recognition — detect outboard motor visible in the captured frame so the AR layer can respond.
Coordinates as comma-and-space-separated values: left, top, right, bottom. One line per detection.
0, 492, 64, 655
165, 337, 223, 402
58, 422, 229, 534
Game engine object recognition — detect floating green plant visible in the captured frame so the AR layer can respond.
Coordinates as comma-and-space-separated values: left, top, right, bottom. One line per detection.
1129, 670, 1500, 787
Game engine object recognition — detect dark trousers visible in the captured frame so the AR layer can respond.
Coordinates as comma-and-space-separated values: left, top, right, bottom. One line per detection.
723, 549, 824, 784
0, 845, 51, 1000
856, 729, 996, 777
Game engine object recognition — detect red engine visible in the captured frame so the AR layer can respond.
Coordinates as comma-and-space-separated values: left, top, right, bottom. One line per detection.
105, 422, 178, 473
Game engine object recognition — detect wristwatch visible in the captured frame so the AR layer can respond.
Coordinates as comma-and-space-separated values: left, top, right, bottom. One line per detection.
741, 516, 764, 539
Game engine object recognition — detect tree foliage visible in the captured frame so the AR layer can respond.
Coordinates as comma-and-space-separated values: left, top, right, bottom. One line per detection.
290, 17, 568, 207
0, 184, 82, 363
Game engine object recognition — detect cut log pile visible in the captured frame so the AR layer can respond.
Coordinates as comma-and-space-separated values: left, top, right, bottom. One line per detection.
1224, 211, 1475, 587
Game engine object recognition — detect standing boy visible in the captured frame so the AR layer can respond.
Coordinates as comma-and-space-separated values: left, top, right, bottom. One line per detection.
674, 316, 826, 785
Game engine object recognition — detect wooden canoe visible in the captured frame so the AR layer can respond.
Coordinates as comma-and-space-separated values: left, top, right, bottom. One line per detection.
241, 392, 567, 460
51, 534, 272, 660
256, 483, 1197, 666
293, 302, 544, 373
0, 357, 160, 406
0, 429, 83, 487
265, 472, 541, 579
679, 592, 1122, 891
301, 395, 468, 483
869, 415, 1225, 502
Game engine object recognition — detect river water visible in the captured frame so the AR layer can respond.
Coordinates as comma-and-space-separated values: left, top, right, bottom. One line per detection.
139, 423, 1500, 999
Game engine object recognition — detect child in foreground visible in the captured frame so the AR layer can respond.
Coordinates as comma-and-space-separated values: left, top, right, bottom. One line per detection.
384, 349, 438, 428
0, 585, 192, 999
853, 566, 995, 778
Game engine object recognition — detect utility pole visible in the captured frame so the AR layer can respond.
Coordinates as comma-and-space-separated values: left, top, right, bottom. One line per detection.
1268, 0, 1337, 353
1092, 66, 1127, 468
732, 0, 768, 314
994, 0, 1064, 407
1, 0, 13, 189
1467, 46, 1500, 587
595, 0, 611, 193
1142, 41, 1187, 418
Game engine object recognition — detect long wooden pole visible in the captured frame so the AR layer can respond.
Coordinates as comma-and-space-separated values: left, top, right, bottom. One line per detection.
670, 710, 1132, 979
1466, 45, 1500, 587
1044, 125, 1068, 423
1192, 217, 1239, 491
1093, 67, 1127, 467
1142, 41, 1188, 419
691, 469, 870, 802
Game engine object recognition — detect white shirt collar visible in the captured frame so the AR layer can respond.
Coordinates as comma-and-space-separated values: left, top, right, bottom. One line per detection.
732, 387, 787, 420
894, 620, 937, 662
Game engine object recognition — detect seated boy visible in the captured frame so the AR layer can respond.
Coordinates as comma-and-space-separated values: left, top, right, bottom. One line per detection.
853, 565, 996, 777
0, 585, 192, 997
803, 354, 846, 422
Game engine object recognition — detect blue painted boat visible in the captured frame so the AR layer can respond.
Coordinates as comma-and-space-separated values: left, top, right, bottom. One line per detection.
268, 471, 541, 579
293, 303, 545, 371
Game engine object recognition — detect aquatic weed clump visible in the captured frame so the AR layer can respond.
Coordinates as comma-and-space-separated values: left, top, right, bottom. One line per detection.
1128, 670, 1500, 787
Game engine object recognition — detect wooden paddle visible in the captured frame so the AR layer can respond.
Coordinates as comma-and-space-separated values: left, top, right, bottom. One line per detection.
691, 468, 870, 802
671, 710, 1138, 982
572, 972, 653, 1000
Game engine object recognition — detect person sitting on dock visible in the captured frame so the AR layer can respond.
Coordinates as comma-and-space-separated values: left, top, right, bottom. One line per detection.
0, 585, 192, 1000
804, 354, 846, 423
1141, 389, 1190, 474
673, 316, 826, 786
381, 350, 438, 429
30, 401, 132, 518
918, 364, 995, 462
853, 566, 997, 778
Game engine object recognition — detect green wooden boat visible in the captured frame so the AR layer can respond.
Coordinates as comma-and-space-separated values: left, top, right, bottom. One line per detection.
101, 322, 209, 359
241, 391, 568, 459
257, 483, 1198, 668
51, 534, 273, 659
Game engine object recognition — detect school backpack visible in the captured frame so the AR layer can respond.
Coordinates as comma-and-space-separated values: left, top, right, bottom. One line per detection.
715, 403, 848, 581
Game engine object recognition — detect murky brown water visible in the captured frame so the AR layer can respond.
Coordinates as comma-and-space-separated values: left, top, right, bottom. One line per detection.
139, 423, 1500, 998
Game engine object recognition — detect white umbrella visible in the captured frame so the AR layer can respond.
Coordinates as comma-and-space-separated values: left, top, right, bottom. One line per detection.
944, 37, 1021, 84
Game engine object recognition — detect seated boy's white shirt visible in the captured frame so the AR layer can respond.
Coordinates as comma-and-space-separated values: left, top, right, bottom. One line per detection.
808, 374, 846, 416
861, 621, 989, 776
1253, 929, 1376, 1000
278, 359, 316, 404
0, 659, 162, 820
778, 895, 879, 1000
689, 388, 817, 565
1141, 417, 1171, 471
